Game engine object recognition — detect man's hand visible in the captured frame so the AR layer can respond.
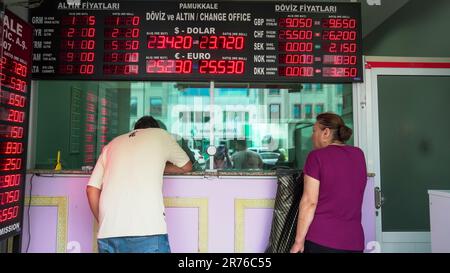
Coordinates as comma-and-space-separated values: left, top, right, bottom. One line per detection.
164, 161, 192, 174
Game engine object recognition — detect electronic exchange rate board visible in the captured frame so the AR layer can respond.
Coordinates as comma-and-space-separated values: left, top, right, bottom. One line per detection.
30, 1, 363, 83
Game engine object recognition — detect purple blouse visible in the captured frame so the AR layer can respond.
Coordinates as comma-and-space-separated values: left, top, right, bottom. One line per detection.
303, 145, 367, 251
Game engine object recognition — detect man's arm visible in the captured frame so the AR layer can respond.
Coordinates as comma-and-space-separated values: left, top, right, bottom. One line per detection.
86, 186, 101, 222
290, 174, 320, 253
164, 161, 193, 174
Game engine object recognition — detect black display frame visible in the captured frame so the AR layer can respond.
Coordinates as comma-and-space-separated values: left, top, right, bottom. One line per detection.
30, 1, 363, 83
0, 9, 33, 243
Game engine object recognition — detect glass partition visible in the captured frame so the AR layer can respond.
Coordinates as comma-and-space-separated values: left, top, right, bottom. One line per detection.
33, 81, 353, 173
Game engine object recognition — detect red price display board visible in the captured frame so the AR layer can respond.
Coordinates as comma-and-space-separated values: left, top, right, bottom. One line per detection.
30, 1, 362, 83
0, 9, 32, 241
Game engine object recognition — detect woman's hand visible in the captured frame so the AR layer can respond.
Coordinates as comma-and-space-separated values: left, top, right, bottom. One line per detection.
290, 240, 305, 253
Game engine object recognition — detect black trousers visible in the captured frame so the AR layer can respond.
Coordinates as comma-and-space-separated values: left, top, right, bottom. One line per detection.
304, 240, 363, 253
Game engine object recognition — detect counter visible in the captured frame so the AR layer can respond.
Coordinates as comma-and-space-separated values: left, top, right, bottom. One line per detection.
20, 170, 376, 253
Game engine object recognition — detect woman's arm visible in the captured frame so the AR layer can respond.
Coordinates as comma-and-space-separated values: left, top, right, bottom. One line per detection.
290, 174, 320, 253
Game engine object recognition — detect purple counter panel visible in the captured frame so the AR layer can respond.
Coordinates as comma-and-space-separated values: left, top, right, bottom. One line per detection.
21, 174, 375, 253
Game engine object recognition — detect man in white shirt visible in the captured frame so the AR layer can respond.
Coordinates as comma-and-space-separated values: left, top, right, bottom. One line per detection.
86, 116, 192, 253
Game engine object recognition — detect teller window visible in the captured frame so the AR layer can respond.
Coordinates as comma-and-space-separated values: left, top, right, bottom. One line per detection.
31, 81, 353, 173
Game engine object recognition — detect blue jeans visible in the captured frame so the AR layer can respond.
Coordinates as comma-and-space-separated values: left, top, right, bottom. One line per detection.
97, 234, 171, 253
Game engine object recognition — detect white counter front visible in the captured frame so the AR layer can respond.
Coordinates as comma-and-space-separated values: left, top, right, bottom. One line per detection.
428, 190, 450, 253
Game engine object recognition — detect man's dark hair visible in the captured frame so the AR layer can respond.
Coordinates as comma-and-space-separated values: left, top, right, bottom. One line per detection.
134, 116, 160, 130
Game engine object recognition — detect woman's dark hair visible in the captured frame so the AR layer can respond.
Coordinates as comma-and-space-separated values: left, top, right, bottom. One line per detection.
316, 112, 352, 143
134, 116, 160, 130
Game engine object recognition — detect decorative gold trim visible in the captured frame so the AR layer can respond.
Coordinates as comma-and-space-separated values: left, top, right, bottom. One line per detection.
24, 196, 68, 253
92, 197, 209, 253
164, 197, 208, 253
234, 199, 274, 253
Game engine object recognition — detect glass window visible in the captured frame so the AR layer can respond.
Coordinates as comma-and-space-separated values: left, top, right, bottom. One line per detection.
33, 81, 353, 173
337, 103, 343, 115
312, 84, 323, 92
269, 104, 281, 123
302, 84, 312, 91
149, 97, 162, 117
304, 104, 313, 119
314, 104, 324, 117
130, 96, 137, 117
268, 89, 280, 96
293, 104, 301, 119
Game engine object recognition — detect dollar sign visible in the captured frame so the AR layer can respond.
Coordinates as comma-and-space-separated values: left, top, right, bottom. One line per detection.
174, 27, 179, 34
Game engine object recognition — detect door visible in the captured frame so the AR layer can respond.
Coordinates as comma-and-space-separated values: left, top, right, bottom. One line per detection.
359, 57, 450, 253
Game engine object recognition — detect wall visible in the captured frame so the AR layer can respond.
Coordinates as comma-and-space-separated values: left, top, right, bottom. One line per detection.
364, 0, 450, 57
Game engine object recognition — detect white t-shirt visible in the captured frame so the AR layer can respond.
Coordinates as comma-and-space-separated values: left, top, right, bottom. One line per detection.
87, 128, 190, 239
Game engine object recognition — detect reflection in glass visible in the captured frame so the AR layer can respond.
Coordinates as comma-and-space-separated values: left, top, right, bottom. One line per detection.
34, 81, 352, 172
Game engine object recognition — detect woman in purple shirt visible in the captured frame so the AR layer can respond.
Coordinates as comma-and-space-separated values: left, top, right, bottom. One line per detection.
290, 113, 367, 253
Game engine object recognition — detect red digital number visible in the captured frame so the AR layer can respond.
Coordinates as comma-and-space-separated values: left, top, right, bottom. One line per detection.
81, 28, 95, 38
61, 28, 95, 38
278, 42, 313, 52
61, 52, 95, 62
8, 93, 26, 107
1, 142, 23, 154
323, 42, 357, 53
80, 52, 95, 62
106, 40, 139, 50
279, 66, 314, 77
323, 55, 357, 65
62, 40, 96, 50
322, 18, 356, 29
1, 158, 22, 171
125, 16, 140, 26
87, 16, 96, 25
124, 65, 139, 74
79, 64, 94, 74
1, 126, 24, 139
0, 190, 20, 205
103, 65, 139, 75
278, 30, 313, 40
278, 18, 313, 28
105, 28, 140, 38
146, 60, 192, 74
59, 64, 94, 75
0, 206, 19, 223
322, 31, 357, 41
279, 54, 314, 64
199, 36, 245, 50
7, 109, 25, 123
81, 40, 95, 50
104, 52, 139, 63
198, 60, 245, 74
147, 35, 193, 49
12, 61, 27, 77
62, 16, 96, 25
323, 67, 358, 77
105, 16, 140, 26
1, 76, 27, 92
0, 174, 21, 189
